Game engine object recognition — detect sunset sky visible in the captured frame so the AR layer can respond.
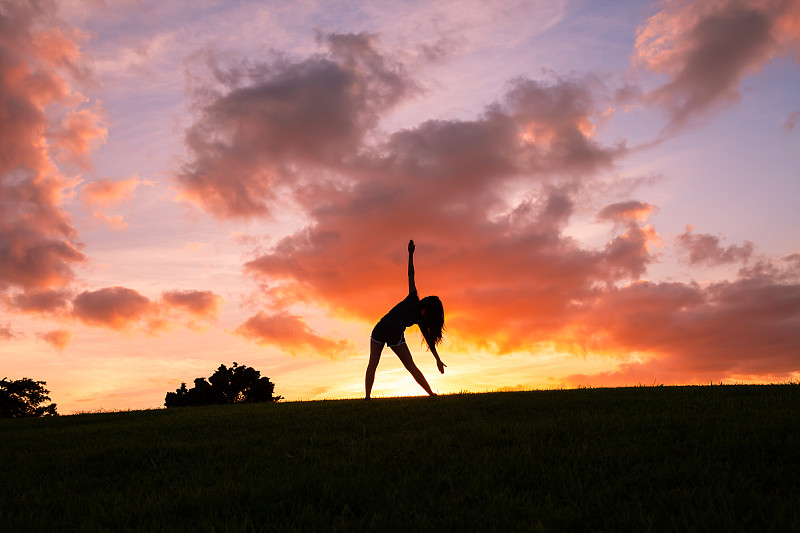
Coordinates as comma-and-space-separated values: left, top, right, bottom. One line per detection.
2, 0, 799, 414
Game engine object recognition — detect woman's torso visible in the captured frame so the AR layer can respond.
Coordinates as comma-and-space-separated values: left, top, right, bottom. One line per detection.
379, 291, 421, 329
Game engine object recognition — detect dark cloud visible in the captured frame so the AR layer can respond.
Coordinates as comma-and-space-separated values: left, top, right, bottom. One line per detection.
0, 229, 85, 291
635, 0, 800, 130
161, 290, 221, 318
177, 32, 416, 218
676, 226, 754, 266
8, 288, 72, 314
503, 76, 624, 176
783, 110, 800, 130
72, 286, 153, 330
70, 286, 224, 331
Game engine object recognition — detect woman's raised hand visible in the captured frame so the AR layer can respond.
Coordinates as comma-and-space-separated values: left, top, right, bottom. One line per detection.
408, 239, 415, 254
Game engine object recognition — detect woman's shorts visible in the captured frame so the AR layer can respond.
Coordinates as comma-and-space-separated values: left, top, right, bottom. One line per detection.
370, 321, 406, 347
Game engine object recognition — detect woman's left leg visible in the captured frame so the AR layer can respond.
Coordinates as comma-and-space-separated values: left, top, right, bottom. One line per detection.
391, 343, 436, 396
365, 339, 384, 399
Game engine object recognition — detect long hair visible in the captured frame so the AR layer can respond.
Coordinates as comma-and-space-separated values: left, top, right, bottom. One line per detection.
419, 295, 445, 349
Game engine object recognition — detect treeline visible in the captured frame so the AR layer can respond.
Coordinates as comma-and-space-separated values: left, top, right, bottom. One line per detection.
2, 363, 281, 418
165, 363, 282, 407
1, 377, 58, 418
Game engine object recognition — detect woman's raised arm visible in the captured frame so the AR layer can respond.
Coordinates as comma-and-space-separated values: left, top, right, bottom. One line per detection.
408, 239, 417, 294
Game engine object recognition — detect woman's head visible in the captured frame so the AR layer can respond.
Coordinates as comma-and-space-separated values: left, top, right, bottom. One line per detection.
419, 295, 445, 348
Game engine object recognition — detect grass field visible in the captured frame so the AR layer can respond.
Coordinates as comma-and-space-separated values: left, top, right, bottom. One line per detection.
2, 385, 799, 532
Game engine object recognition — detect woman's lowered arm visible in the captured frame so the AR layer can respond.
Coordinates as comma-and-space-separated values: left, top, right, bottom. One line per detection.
420, 328, 446, 374
428, 337, 446, 374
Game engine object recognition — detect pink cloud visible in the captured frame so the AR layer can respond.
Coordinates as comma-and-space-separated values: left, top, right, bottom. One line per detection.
0, 2, 99, 303
676, 226, 754, 266
90, 212, 128, 230
82, 176, 150, 207
81, 175, 153, 230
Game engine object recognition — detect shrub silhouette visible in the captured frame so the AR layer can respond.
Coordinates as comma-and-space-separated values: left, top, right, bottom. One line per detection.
165, 363, 282, 407
1, 377, 58, 418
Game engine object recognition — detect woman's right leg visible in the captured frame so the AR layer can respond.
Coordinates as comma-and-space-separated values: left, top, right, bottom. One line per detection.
390, 342, 436, 396
365, 339, 384, 399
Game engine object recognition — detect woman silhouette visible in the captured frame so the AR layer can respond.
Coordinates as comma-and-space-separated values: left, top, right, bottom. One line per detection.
365, 239, 446, 399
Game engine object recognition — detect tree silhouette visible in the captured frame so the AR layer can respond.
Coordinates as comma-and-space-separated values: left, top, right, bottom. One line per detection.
165, 363, 282, 407
1, 377, 58, 418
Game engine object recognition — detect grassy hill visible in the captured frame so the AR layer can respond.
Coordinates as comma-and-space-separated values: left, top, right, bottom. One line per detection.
2, 385, 799, 531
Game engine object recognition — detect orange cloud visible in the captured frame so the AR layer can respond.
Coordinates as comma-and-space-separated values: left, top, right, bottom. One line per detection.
174, 36, 651, 357
597, 201, 658, 224
564, 254, 800, 383
31, 25, 85, 68
82, 176, 149, 207
236, 311, 351, 358
81, 175, 152, 230
39, 329, 71, 350
50, 105, 108, 168
174, 30, 799, 384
